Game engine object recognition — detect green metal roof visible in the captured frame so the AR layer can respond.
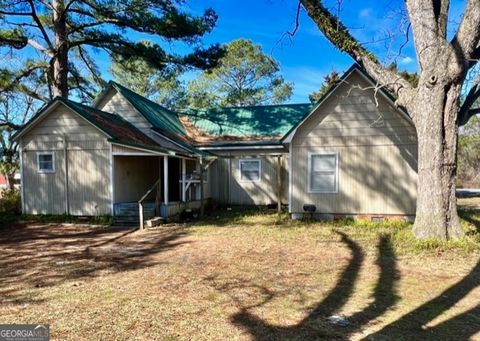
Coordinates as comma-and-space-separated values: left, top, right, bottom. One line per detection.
109, 81, 187, 136
183, 103, 314, 138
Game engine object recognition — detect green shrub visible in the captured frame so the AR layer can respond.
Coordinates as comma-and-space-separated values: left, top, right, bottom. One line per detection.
0, 189, 21, 215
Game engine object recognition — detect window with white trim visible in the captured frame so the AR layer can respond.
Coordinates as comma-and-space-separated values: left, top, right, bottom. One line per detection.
239, 159, 261, 181
308, 153, 338, 193
37, 152, 55, 173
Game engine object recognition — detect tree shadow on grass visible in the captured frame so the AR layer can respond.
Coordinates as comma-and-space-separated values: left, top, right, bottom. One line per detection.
458, 209, 480, 234
223, 231, 399, 340
0, 223, 190, 305
368, 257, 480, 339
222, 230, 479, 340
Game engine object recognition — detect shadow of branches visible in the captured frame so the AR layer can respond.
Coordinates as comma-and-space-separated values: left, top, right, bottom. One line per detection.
0, 223, 190, 305
210, 230, 479, 340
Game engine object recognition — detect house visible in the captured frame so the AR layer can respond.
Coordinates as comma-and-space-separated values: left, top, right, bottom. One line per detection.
0, 173, 20, 190
13, 64, 418, 222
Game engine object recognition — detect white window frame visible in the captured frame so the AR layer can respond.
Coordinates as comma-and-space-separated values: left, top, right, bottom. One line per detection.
307, 152, 339, 193
239, 158, 261, 182
37, 152, 55, 173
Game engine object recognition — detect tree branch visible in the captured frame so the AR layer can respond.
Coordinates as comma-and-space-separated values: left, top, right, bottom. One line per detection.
27, 38, 54, 57
0, 121, 22, 130
452, 0, 480, 64
299, 0, 414, 111
26, 0, 54, 50
405, 0, 447, 71
459, 83, 480, 125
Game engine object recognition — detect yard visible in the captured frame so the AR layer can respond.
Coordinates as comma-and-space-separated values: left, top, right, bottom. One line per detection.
1, 203, 480, 340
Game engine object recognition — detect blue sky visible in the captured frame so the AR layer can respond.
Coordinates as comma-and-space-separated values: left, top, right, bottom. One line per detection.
6, 0, 468, 103
169, 0, 468, 103
178, 0, 420, 103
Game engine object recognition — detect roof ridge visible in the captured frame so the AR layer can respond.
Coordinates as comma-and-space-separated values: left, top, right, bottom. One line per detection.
108, 81, 187, 136
109, 81, 176, 115
185, 102, 313, 112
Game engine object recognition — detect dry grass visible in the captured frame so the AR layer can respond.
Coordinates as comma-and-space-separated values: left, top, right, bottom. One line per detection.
458, 196, 480, 209
0, 210, 479, 340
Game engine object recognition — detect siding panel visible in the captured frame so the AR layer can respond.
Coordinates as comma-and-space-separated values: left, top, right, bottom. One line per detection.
291, 71, 418, 216
210, 153, 288, 206
21, 103, 111, 215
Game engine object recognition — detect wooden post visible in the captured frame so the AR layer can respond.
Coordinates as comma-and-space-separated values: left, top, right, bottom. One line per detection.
181, 158, 186, 202
155, 157, 161, 216
163, 156, 169, 205
200, 157, 204, 217
277, 155, 282, 214
139, 202, 144, 230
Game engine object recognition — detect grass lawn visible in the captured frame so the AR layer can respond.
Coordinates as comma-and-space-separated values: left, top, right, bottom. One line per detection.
1, 204, 479, 340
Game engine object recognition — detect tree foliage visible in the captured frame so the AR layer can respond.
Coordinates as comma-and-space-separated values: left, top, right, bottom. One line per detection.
110, 54, 187, 110
186, 39, 293, 108
0, 0, 222, 99
309, 71, 340, 103
0, 89, 40, 189
458, 115, 480, 188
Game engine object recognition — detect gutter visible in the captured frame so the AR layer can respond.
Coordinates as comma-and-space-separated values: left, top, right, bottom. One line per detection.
198, 145, 285, 151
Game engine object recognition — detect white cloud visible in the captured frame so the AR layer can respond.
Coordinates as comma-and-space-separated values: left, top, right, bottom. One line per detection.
400, 56, 414, 65
282, 66, 333, 102
359, 8, 373, 19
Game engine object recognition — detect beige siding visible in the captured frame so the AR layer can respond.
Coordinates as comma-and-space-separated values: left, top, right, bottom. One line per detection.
209, 152, 288, 205
21, 104, 111, 215
96, 88, 156, 138
291, 71, 418, 215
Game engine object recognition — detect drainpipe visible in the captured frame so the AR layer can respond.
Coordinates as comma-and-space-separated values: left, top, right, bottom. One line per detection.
200, 156, 204, 216
63, 134, 70, 215
277, 155, 282, 214
227, 152, 231, 206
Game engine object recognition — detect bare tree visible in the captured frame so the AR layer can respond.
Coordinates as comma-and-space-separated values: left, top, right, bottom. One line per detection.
300, 0, 480, 239
0, 92, 39, 189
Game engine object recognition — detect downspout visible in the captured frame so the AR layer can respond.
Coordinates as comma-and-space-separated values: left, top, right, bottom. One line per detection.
19, 140, 25, 214
200, 156, 204, 216
63, 134, 70, 215
277, 155, 282, 214
227, 152, 232, 206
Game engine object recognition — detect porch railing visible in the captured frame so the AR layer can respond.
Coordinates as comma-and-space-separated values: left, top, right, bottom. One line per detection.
138, 178, 161, 230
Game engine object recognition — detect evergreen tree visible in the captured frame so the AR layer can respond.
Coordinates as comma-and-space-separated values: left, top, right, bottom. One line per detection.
0, 0, 222, 99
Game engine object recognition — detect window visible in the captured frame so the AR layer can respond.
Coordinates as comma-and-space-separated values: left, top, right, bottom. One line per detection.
308, 153, 338, 193
239, 159, 261, 181
37, 152, 55, 173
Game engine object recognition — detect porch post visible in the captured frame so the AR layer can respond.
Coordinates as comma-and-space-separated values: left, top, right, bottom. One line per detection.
200, 157, 204, 217
163, 156, 169, 205
181, 158, 186, 202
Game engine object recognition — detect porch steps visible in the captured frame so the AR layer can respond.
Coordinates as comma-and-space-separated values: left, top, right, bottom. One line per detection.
113, 202, 156, 226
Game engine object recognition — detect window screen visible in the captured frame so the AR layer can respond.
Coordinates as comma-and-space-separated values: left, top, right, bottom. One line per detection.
240, 159, 261, 181
309, 153, 338, 192
38, 153, 54, 172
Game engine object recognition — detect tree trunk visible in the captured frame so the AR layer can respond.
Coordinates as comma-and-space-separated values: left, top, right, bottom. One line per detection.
51, 0, 68, 98
5, 173, 15, 190
412, 83, 463, 240
2, 149, 17, 191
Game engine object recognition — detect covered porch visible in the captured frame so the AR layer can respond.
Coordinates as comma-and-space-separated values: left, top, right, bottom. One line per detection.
111, 144, 210, 225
